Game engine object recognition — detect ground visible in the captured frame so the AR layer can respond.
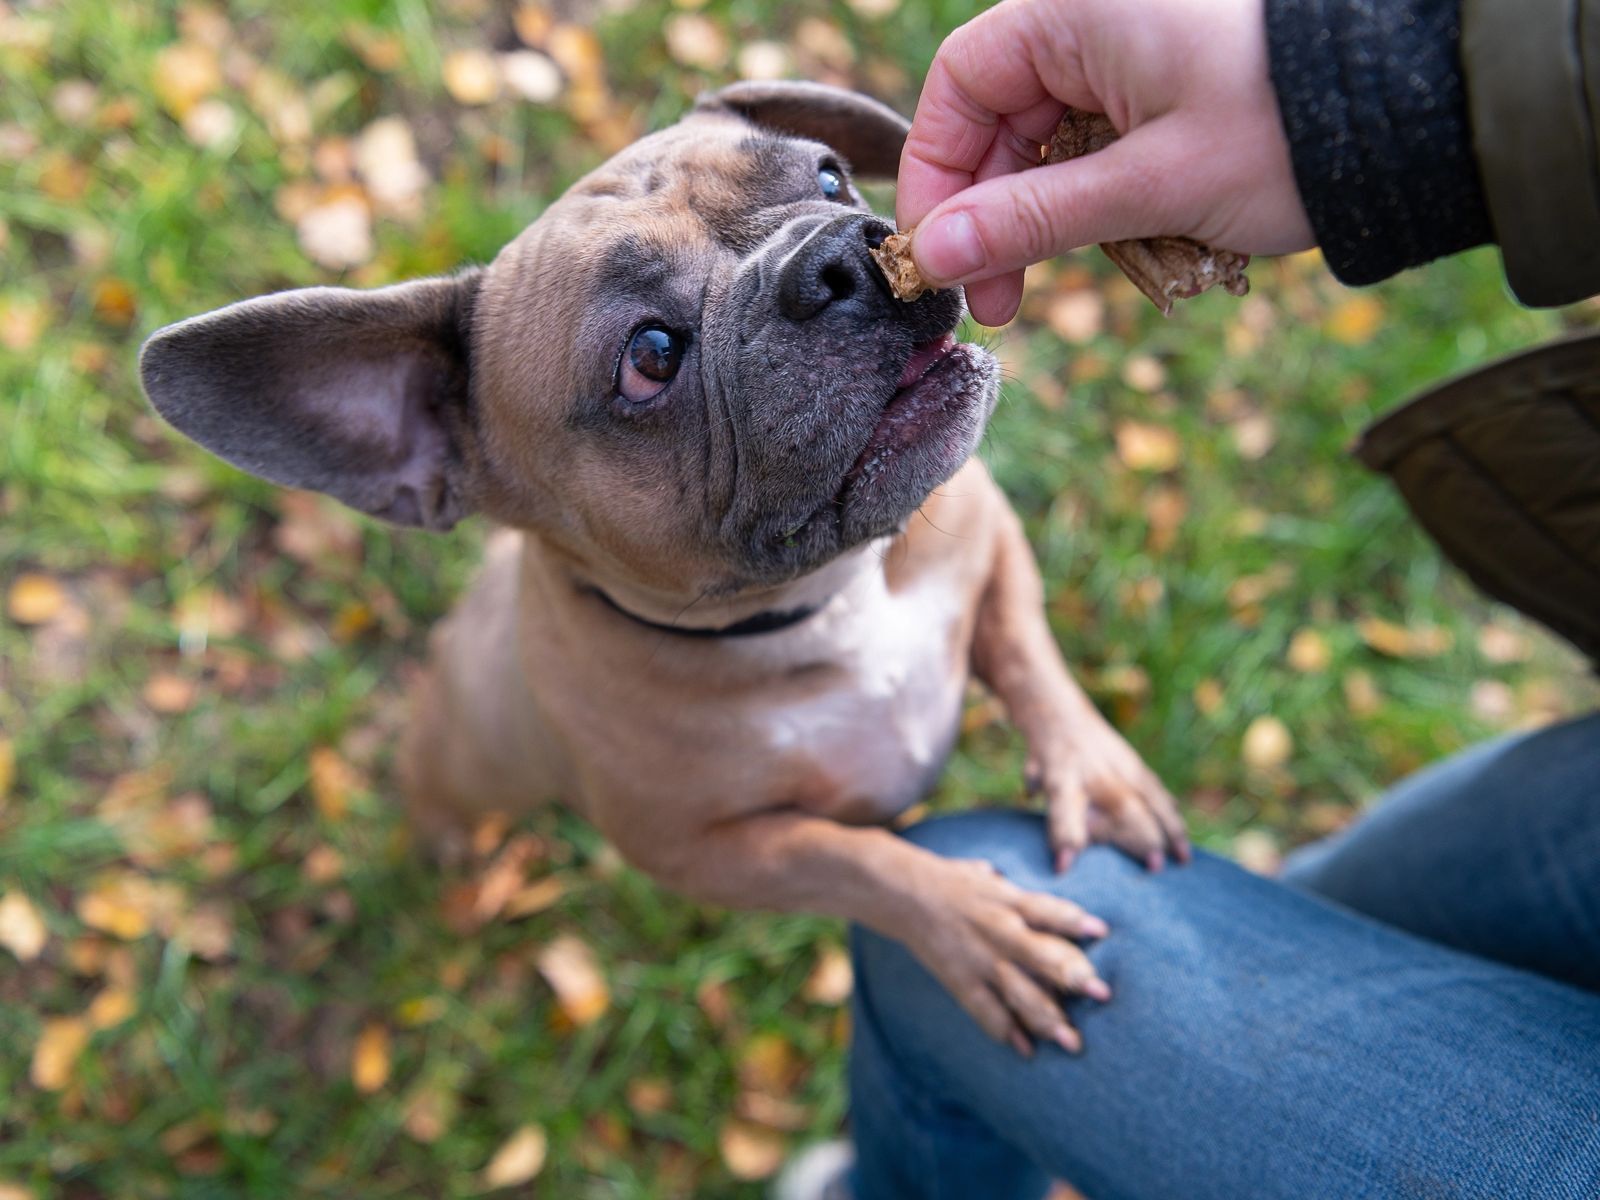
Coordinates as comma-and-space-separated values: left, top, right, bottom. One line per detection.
1, 1, 1596, 1197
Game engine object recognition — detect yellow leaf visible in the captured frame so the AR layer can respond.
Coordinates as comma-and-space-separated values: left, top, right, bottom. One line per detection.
504, 875, 566, 919
1343, 668, 1382, 717
351, 1022, 391, 1094
1114, 421, 1180, 472
30, 1016, 90, 1090
396, 996, 446, 1026
76, 878, 150, 940
1324, 295, 1385, 346
481, 1124, 548, 1189
1192, 678, 1224, 717
1241, 715, 1292, 771
737, 1032, 802, 1096
1286, 629, 1331, 674
7, 572, 66, 625
0, 891, 47, 962
402, 1082, 452, 1143
1358, 617, 1452, 659
441, 48, 500, 105
536, 934, 609, 1027
308, 747, 359, 821
718, 1118, 786, 1181
87, 987, 136, 1030
801, 944, 853, 1006
153, 41, 222, 120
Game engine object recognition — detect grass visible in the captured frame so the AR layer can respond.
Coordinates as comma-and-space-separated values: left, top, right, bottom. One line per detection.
2, 1, 1596, 1196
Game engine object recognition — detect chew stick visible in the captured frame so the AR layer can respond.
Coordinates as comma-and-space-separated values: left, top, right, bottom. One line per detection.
873, 108, 1250, 315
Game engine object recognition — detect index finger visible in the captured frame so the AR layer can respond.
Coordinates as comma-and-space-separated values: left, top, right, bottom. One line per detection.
896, 5, 1085, 228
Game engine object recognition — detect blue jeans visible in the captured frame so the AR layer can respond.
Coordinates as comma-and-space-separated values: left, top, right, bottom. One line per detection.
849, 714, 1600, 1199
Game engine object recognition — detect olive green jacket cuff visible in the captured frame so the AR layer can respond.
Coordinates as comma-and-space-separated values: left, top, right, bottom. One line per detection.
1463, 0, 1600, 306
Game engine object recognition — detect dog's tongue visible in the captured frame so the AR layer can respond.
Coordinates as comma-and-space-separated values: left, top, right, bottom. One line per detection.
896, 333, 956, 390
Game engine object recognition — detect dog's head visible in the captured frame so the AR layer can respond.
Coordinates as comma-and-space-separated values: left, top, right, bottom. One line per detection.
140, 83, 1000, 603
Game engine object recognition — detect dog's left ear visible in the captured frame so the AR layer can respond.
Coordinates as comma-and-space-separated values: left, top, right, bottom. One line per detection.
695, 81, 909, 179
139, 270, 481, 531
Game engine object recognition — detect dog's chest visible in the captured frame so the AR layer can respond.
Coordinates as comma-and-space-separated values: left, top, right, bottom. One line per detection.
749, 567, 970, 822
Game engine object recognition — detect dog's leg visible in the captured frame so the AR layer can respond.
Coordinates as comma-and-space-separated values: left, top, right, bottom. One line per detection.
609, 807, 1110, 1054
970, 507, 1190, 872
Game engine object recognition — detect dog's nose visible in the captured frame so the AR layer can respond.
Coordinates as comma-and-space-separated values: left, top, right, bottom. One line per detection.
778, 216, 896, 322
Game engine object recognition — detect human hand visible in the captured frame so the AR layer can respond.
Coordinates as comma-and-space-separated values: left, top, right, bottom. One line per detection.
905, 857, 1112, 1055
898, 0, 1316, 326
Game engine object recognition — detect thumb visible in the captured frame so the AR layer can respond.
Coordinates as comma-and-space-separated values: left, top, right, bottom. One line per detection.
911, 118, 1191, 286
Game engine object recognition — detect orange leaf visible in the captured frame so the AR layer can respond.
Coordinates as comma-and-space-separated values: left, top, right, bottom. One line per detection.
30, 1017, 90, 1090
308, 747, 360, 821
351, 1022, 391, 1094
1114, 421, 1180, 472
7, 573, 66, 625
1324, 295, 1384, 346
718, 1119, 786, 1181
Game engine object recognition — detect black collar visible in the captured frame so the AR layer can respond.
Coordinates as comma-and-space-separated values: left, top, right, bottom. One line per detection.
585, 586, 825, 638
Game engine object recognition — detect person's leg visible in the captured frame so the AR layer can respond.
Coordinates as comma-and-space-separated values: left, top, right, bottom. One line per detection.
1283, 712, 1600, 990
849, 810, 1600, 1200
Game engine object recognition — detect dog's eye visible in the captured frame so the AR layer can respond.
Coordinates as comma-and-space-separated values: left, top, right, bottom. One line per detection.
817, 166, 846, 201
617, 325, 685, 405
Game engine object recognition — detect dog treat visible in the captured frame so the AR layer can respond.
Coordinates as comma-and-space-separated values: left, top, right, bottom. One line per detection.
1047, 108, 1249, 315
871, 231, 932, 302
872, 109, 1250, 314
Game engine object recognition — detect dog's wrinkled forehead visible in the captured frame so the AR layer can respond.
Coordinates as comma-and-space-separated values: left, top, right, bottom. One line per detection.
551, 116, 840, 257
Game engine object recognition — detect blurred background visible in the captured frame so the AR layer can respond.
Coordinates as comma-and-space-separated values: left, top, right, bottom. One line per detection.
2, 0, 1596, 1196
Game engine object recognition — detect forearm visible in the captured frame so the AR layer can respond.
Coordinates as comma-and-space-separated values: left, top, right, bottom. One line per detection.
1266, 0, 1493, 286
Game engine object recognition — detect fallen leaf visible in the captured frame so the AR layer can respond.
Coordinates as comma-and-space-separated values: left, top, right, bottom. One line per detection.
91, 277, 137, 327
697, 977, 733, 1028
499, 50, 562, 103
153, 41, 222, 120
718, 1119, 786, 1181
845, 0, 900, 16
0, 738, 12, 807
181, 98, 238, 149
0, 891, 47, 961
736, 41, 792, 81
87, 987, 136, 1030
1343, 669, 1382, 716
0, 296, 49, 352
1241, 715, 1292, 771
664, 13, 729, 70
442, 48, 500, 105
302, 844, 344, 884
481, 1124, 548, 1189
536, 935, 609, 1027
627, 1076, 673, 1116
1120, 353, 1166, 393
142, 671, 198, 714
355, 116, 428, 221
351, 1022, 391, 1094
0, 1182, 37, 1200
738, 1032, 803, 1097
30, 1017, 90, 1090
1230, 411, 1276, 460
308, 747, 361, 821
1192, 678, 1224, 716
1232, 829, 1282, 875
1286, 629, 1331, 674
1358, 616, 1452, 659
7, 573, 67, 625
1470, 679, 1516, 723
402, 1082, 453, 1142
1044, 290, 1104, 344
174, 903, 233, 961
76, 872, 182, 941
1114, 421, 1180, 472
1324, 295, 1385, 346
793, 17, 854, 71
504, 876, 566, 919
296, 195, 374, 271
802, 944, 852, 1005
1477, 623, 1530, 664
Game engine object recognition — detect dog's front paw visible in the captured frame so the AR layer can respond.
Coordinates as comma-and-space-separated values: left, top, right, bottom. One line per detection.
906, 858, 1111, 1055
1027, 718, 1190, 874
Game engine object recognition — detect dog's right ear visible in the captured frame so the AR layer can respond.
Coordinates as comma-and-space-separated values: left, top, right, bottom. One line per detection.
695, 81, 910, 180
139, 271, 481, 531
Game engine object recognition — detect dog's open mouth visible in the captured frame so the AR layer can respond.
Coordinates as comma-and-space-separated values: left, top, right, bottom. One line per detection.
835, 332, 962, 503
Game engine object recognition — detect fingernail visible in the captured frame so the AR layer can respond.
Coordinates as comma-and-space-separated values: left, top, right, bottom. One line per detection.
1085, 977, 1112, 1003
1146, 851, 1164, 873
1010, 1031, 1034, 1058
1055, 1027, 1083, 1055
915, 212, 986, 282
1055, 848, 1076, 875
1081, 915, 1110, 939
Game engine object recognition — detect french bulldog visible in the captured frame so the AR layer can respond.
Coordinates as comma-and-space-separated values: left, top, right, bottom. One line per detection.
139, 81, 1188, 1052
